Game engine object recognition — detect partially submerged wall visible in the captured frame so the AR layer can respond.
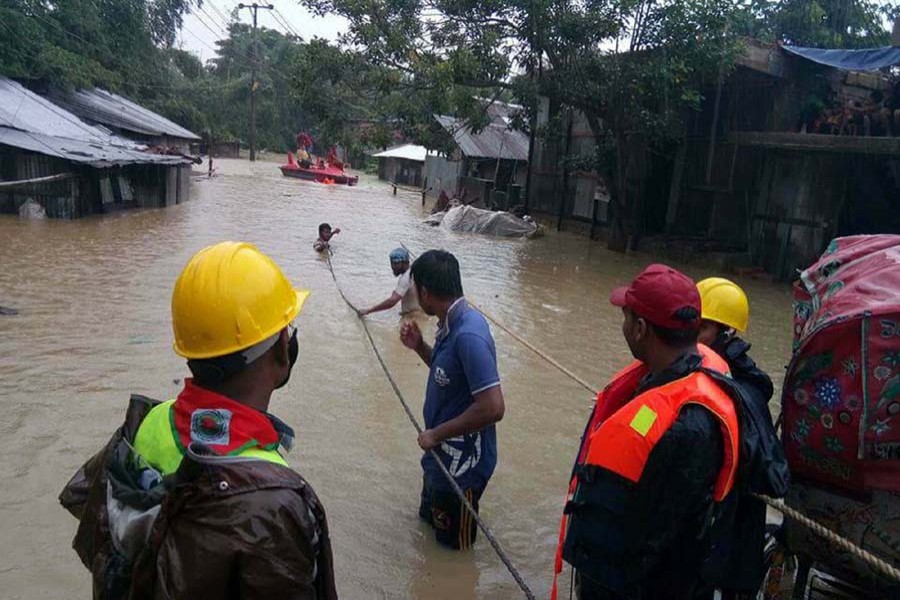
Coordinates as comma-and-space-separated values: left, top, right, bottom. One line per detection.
424, 154, 462, 200
0, 148, 192, 219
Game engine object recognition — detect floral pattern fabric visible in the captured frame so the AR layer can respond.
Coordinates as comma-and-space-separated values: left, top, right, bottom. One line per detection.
785, 235, 900, 494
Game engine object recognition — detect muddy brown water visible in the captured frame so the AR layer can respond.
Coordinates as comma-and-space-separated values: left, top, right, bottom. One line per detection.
0, 158, 794, 599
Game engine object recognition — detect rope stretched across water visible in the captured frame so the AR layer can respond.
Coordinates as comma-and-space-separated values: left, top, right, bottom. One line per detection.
398, 244, 597, 395
397, 244, 900, 585
325, 254, 537, 600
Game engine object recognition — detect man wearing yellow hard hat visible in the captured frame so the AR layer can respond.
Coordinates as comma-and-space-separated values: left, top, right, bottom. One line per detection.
60, 242, 337, 599
697, 276, 773, 598
697, 277, 774, 405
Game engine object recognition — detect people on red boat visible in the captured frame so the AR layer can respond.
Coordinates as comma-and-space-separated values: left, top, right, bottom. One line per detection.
296, 132, 314, 168
296, 132, 313, 150
326, 146, 344, 171
297, 148, 311, 169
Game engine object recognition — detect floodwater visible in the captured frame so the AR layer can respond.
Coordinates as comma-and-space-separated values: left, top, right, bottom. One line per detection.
0, 158, 794, 599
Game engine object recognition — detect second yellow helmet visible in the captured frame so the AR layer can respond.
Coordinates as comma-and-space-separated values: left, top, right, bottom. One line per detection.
172, 241, 309, 359
697, 277, 749, 333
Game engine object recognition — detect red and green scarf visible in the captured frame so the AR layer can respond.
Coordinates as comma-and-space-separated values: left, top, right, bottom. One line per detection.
171, 379, 281, 456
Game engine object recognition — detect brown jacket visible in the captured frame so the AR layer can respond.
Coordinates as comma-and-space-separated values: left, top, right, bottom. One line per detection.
60, 395, 338, 600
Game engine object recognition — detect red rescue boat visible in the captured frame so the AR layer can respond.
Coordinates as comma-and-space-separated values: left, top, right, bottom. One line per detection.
279, 151, 358, 186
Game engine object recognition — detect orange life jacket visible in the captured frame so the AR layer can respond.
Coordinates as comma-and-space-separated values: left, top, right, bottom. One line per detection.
550, 345, 740, 600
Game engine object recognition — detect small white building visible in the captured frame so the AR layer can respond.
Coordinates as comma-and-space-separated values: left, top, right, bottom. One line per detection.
372, 144, 427, 187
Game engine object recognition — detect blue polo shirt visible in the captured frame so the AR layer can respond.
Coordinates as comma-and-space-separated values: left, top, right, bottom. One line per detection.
422, 298, 500, 491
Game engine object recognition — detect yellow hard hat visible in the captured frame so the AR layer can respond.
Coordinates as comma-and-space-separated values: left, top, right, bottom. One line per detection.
172, 241, 309, 359
697, 277, 749, 333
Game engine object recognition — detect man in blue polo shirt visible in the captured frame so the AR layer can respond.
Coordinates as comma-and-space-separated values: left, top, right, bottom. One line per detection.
400, 249, 505, 550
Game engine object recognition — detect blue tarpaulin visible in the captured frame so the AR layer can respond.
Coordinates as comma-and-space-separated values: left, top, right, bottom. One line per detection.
783, 45, 900, 71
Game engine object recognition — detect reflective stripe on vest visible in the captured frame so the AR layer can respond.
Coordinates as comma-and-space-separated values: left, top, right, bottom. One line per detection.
133, 400, 288, 476
550, 345, 739, 600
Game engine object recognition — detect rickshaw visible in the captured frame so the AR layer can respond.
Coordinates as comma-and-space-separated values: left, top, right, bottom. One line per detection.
764, 235, 900, 598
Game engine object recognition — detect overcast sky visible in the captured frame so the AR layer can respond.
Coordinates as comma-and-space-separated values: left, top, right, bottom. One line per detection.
177, 0, 348, 62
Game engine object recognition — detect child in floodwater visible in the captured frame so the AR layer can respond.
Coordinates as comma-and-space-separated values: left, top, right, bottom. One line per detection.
314, 223, 341, 252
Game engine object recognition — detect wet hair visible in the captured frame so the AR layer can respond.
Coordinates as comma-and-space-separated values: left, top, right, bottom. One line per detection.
318, 223, 332, 234
411, 249, 463, 299
649, 306, 700, 348
188, 354, 249, 386
649, 323, 699, 347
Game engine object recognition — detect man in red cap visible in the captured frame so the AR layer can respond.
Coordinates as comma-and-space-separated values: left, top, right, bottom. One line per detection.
551, 264, 743, 600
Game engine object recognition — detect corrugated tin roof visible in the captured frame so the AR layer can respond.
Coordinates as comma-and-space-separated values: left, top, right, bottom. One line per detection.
482, 100, 524, 123
48, 88, 201, 141
371, 144, 428, 162
0, 77, 191, 167
435, 115, 529, 161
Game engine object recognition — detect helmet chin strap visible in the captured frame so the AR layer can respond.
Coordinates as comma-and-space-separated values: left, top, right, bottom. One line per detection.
188, 329, 284, 386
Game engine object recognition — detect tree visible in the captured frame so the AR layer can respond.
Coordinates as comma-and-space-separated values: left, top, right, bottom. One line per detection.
0, 2, 324, 156
741, 0, 900, 49
290, 39, 436, 160
0, 0, 196, 91
302, 0, 742, 250
207, 23, 311, 151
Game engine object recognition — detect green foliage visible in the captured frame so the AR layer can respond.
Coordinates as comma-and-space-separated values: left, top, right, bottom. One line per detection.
740, 0, 899, 49
0, 2, 322, 154
0, 0, 192, 91
299, 0, 740, 151
200, 23, 312, 150
302, 0, 744, 248
2, 0, 898, 170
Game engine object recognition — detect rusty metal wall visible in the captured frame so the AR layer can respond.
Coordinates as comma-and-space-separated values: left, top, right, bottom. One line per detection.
175, 165, 191, 204
0, 148, 192, 219
1, 151, 84, 218
424, 154, 463, 199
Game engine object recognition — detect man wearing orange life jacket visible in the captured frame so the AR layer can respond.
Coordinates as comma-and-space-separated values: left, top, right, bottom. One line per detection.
553, 264, 741, 600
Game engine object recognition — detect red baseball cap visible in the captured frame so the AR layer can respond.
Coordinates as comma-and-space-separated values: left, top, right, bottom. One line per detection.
609, 264, 701, 330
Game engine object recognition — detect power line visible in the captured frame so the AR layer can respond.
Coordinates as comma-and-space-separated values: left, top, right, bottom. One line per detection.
205, 0, 234, 29
191, 7, 228, 38
189, 6, 276, 71
16, 7, 287, 93
273, 7, 302, 38
25, 9, 191, 90
181, 22, 223, 54
197, 3, 230, 34
184, 17, 289, 88
5, 13, 231, 91
237, 2, 274, 161
269, 10, 294, 36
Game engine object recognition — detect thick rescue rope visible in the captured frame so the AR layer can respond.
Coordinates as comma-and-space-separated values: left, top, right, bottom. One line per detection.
325, 255, 537, 600
397, 244, 900, 586
476, 303, 900, 583
754, 494, 900, 583
398, 244, 598, 394
466, 300, 597, 394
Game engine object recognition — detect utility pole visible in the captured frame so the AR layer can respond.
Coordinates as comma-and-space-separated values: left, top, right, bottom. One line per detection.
237, 3, 273, 162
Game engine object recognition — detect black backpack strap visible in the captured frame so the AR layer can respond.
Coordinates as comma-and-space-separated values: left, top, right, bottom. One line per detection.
697, 367, 752, 487
699, 368, 790, 498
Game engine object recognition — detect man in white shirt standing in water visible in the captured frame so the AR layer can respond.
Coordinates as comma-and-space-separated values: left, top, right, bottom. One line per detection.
359, 247, 420, 316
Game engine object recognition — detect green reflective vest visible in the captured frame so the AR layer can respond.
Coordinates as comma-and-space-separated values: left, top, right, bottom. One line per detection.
133, 399, 288, 476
